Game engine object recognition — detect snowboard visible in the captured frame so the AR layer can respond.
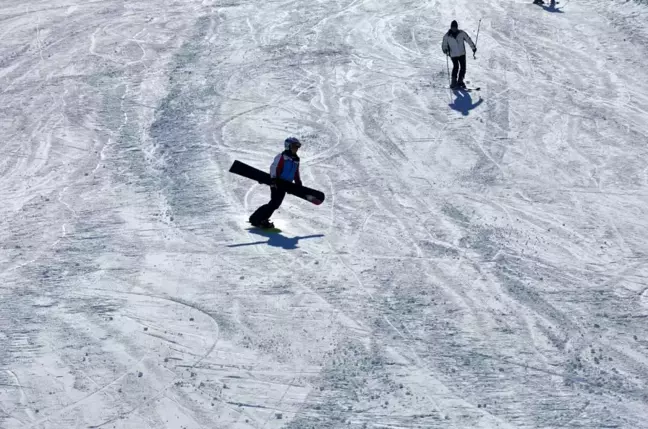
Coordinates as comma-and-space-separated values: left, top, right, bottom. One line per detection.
229, 160, 325, 205
246, 226, 282, 233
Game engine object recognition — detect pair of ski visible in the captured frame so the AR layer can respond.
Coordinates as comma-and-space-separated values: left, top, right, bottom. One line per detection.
450, 81, 480, 92
451, 86, 480, 93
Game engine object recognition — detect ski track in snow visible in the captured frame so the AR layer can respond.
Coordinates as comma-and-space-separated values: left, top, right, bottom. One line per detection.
1, 0, 648, 428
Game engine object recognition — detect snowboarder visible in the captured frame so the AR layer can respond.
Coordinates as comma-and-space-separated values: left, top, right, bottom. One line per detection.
533, 0, 556, 7
442, 20, 477, 89
248, 137, 303, 229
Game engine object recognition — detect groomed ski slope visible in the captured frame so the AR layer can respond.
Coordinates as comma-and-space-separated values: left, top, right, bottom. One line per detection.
2, 0, 648, 428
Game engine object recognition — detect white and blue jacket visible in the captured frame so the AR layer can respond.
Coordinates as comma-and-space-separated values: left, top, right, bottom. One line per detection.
270, 150, 302, 185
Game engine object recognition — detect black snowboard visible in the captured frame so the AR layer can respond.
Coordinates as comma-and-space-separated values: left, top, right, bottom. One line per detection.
229, 160, 325, 205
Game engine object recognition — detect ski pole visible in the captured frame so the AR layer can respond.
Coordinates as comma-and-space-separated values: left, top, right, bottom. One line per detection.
473, 19, 482, 59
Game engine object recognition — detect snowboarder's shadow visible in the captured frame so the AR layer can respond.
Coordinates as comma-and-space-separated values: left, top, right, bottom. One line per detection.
449, 89, 483, 116
542, 4, 564, 13
228, 230, 324, 250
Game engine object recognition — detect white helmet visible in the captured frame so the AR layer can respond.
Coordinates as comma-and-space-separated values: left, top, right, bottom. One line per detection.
284, 137, 301, 150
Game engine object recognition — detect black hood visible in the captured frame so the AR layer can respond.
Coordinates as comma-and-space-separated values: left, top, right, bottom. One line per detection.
450, 20, 459, 36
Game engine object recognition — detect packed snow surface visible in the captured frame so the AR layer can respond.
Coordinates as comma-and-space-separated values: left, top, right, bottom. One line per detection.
1, 0, 648, 428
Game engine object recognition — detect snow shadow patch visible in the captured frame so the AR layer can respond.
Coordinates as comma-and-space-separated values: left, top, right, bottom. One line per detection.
228, 230, 324, 250
535, 1, 565, 12
542, 5, 564, 13
449, 89, 483, 116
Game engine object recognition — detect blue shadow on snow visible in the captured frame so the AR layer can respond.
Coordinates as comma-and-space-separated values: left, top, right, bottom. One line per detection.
536, 0, 564, 13
228, 229, 324, 250
542, 4, 564, 13
449, 89, 483, 116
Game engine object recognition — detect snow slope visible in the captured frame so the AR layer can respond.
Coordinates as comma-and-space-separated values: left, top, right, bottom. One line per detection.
1, 0, 648, 428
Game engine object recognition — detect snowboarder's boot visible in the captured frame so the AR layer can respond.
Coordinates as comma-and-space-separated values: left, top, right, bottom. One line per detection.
258, 219, 275, 229
249, 218, 274, 228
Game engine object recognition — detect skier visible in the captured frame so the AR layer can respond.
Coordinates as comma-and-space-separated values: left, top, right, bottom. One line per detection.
248, 137, 303, 229
441, 20, 477, 89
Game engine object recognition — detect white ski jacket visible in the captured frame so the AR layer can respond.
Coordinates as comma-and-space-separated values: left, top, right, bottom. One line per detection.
442, 30, 476, 58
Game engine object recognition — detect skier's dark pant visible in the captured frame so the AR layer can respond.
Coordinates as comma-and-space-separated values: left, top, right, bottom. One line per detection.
249, 186, 286, 225
451, 55, 467, 85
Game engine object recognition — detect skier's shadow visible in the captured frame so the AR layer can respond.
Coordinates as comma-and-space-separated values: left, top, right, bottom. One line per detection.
537, 1, 564, 12
449, 89, 483, 116
228, 229, 324, 250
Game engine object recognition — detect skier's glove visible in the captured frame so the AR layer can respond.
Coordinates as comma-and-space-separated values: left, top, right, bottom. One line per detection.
473, 47, 477, 54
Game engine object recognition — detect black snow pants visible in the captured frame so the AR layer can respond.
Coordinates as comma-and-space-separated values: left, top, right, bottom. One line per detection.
451, 55, 467, 85
249, 186, 286, 225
